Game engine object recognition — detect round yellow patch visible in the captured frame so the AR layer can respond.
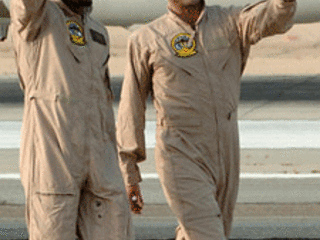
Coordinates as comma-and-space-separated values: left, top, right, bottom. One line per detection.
171, 33, 196, 58
66, 20, 86, 46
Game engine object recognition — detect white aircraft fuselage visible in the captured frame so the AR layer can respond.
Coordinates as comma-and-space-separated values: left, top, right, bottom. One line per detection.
1, 0, 320, 25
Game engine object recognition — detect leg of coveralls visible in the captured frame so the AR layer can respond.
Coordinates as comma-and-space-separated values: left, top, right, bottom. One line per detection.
159, 158, 226, 240
155, 129, 227, 240
217, 177, 239, 238
76, 187, 133, 240
27, 190, 80, 240
21, 124, 82, 239
76, 138, 133, 240
216, 118, 240, 238
215, 160, 239, 238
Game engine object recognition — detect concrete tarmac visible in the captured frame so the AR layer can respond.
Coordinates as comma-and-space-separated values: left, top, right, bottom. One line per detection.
1, 75, 320, 239
2, 74, 320, 103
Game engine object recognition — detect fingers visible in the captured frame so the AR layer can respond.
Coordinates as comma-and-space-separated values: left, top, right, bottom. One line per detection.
127, 184, 144, 214
130, 195, 143, 214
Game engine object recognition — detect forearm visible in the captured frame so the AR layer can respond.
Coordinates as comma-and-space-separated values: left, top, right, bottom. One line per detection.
119, 153, 143, 186
264, 0, 296, 35
10, 0, 47, 35
238, 0, 297, 45
116, 79, 147, 187
117, 112, 146, 186
117, 102, 147, 186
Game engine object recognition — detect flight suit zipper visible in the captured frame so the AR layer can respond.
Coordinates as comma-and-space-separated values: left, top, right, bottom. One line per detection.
196, 23, 223, 179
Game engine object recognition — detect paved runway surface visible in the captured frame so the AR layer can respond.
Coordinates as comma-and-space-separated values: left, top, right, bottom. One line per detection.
2, 120, 320, 149
1, 75, 320, 239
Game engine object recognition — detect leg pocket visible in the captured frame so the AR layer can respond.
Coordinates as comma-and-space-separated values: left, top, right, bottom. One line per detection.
29, 193, 79, 240
77, 188, 133, 240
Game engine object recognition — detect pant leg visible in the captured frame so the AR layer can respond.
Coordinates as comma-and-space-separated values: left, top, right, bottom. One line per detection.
21, 132, 82, 240
216, 116, 240, 238
160, 160, 226, 240
27, 191, 80, 240
76, 134, 133, 240
217, 173, 239, 238
76, 187, 133, 240
155, 134, 227, 240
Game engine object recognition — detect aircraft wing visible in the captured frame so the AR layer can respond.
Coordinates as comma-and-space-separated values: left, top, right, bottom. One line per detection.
90, 0, 320, 26
1, 0, 320, 26
1, 0, 320, 40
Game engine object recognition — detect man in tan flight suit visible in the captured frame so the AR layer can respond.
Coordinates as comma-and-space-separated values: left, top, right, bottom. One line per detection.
117, 0, 296, 239
10, 0, 132, 239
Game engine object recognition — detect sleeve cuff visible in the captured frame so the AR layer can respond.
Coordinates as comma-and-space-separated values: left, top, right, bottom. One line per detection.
119, 158, 142, 186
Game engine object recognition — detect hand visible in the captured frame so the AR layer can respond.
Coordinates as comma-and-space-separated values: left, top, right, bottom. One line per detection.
126, 183, 144, 214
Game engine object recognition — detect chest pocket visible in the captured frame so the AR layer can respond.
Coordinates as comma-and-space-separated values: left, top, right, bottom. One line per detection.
153, 40, 204, 128
204, 25, 238, 71
153, 31, 206, 93
155, 48, 204, 95
65, 22, 109, 67
67, 44, 87, 65
203, 24, 240, 117
87, 28, 112, 98
88, 28, 109, 67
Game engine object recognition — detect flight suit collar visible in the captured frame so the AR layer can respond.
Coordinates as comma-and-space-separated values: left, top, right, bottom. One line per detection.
54, 0, 91, 23
167, 6, 207, 30
54, 0, 91, 47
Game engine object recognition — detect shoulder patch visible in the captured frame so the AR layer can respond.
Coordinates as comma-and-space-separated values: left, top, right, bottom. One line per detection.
90, 29, 107, 46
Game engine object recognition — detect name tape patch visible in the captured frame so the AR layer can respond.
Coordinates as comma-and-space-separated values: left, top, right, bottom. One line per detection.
90, 29, 107, 46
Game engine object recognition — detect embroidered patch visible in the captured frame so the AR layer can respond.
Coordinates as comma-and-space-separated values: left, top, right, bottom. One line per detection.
171, 33, 197, 58
66, 20, 86, 46
90, 29, 106, 46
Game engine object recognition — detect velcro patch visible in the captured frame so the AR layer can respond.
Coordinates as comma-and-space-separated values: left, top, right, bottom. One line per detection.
90, 29, 106, 46
172, 33, 197, 58
66, 20, 86, 46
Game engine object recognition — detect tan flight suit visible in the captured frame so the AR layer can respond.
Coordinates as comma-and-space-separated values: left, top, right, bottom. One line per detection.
117, 0, 296, 239
10, 0, 132, 239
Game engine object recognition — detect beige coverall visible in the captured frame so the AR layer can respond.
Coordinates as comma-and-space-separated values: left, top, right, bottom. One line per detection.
11, 0, 132, 239
117, 0, 296, 239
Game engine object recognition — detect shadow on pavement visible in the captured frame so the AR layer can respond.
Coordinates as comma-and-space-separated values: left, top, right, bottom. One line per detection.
1, 75, 320, 103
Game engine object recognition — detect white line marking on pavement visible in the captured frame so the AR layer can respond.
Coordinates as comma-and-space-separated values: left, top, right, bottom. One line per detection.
0, 121, 21, 149
141, 173, 159, 179
2, 120, 320, 149
239, 173, 320, 179
2, 173, 320, 180
238, 120, 320, 149
0, 173, 21, 180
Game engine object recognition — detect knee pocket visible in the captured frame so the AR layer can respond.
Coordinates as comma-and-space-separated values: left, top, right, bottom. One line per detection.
31, 193, 78, 238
